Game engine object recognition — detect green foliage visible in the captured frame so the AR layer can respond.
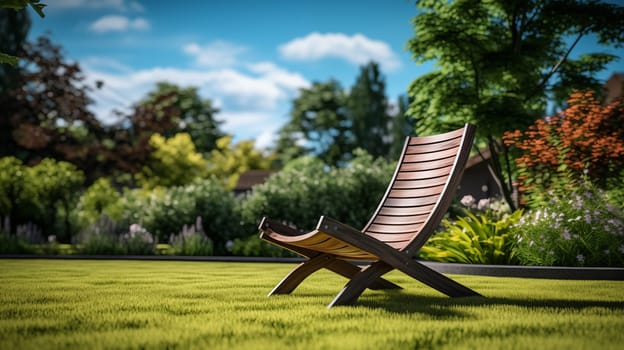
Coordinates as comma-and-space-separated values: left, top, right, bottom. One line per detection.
137, 132, 207, 189
0, 0, 45, 17
0, 157, 37, 229
0, 1, 44, 67
169, 224, 213, 256
120, 224, 156, 255
240, 150, 394, 232
140, 82, 223, 154
2, 260, 624, 349
406, 0, 624, 210
347, 61, 391, 158
139, 179, 240, 253
231, 235, 295, 257
30, 158, 85, 240
78, 232, 123, 255
206, 135, 275, 189
419, 210, 523, 265
512, 181, 624, 267
0, 231, 36, 253
279, 80, 352, 166
74, 178, 123, 229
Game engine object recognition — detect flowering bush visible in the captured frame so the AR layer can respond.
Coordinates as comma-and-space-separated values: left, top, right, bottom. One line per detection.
120, 224, 155, 255
503, 91, 624, 207
512, 182, 624, 267
168, 217, 213, 256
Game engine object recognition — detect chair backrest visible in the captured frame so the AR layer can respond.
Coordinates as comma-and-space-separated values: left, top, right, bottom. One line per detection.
362, 124, 476, 253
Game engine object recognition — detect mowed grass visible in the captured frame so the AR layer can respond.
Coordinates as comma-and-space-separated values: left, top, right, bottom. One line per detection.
1, 259, 623, 350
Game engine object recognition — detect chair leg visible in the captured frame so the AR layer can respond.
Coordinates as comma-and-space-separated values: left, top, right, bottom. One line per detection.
268, 254, 335, 295
395, 260, 481, 297
325, 260, 401, 290
328, 261, 394, 308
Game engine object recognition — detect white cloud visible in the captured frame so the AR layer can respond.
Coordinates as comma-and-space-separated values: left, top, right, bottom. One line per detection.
89, 15, 150, 32
80, 57, 309, 144
183, 41, 247, 68
54, 0, 144, 12
247, 61, 310, 91
279, 32, 401, 72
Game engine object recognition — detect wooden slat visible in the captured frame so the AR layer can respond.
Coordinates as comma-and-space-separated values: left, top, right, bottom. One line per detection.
388, 185, 445, 198
406, 137, 461, 152
396, 167, 452, 180
398, 157, 456, 171
403, 148, 461, 161
384, 196, 440, 207
367, 222, 424, 233
372, 213, 430, 225
378, 204, 436, 216
392, 177, 449, 189
407, 129, 464, 145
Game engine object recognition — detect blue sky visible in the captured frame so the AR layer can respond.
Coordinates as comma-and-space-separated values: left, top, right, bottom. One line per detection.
29, 0, 623, 148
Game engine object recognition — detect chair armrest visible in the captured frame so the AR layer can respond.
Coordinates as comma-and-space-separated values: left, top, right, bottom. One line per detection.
259, 217, 302, 236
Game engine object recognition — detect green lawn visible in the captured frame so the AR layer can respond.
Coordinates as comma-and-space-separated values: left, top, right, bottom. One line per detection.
1, 259, 623, 349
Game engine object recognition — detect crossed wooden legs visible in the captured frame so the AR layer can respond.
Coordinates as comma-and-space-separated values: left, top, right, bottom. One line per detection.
268, 254, 480, 308
269, 253, 401, 296
329, 259, 481, 308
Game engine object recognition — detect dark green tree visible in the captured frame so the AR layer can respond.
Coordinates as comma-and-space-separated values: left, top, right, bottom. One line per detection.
407, 0, 624, 209
0, 7, 30, 92
388, 94, 415, 158
284, 80, 352, 166
140, 82, 223, 154
347, 61, 391, 158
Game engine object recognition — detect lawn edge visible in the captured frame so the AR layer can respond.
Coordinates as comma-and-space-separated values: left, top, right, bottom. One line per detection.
2, 254, 623, 280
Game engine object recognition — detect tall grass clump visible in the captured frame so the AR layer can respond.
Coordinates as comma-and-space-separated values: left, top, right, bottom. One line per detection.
419, 197, 522, 264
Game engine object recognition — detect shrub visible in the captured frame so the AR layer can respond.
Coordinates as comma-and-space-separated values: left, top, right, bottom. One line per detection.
239, 150, 394, 232
168, 218, 213, 256
75, 216, 124, 255
74, 178, 124, 230
120, 224, 156, 255
503, 91, 624, 207
512, 181, 624, 267
140, 179, 239, 254
419, 209, 523, 265
231, 235, 295, 257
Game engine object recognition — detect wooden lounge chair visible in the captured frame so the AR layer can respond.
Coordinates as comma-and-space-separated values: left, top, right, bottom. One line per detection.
258, 124, 481, 308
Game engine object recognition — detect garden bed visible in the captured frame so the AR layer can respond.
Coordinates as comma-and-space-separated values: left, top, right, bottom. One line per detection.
1, 259, 623, 349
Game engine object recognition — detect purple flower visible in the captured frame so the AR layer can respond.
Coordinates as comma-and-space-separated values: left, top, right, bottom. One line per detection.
562, 229, 571, 240
576, 254, 585, 262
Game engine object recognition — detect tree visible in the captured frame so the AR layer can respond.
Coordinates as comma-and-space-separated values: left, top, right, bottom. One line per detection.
0, 157, 37, 234
0, 0, 44, 67
140, 82, 223, 154
206, 135, 275, 189
30, 158, 85, 241
406, 0, 624, 210
136, 133, 207, 189
280, 80, 352, 166
347, 61, 391, 158
0, 36, 105, 175
388, 94, 415, 158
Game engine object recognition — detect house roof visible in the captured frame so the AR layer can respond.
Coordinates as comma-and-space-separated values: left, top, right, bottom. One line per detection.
234, 170, 273, 191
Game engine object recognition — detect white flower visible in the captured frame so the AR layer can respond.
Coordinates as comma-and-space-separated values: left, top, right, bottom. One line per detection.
477, 198, 491, 211
576, 254, 585, 262
460, 195, 475, 207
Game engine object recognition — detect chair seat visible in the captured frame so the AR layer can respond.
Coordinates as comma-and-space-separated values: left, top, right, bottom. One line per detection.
264, 229, 380, 261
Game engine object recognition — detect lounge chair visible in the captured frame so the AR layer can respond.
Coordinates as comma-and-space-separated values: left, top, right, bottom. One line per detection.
259, 124, 481, 308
